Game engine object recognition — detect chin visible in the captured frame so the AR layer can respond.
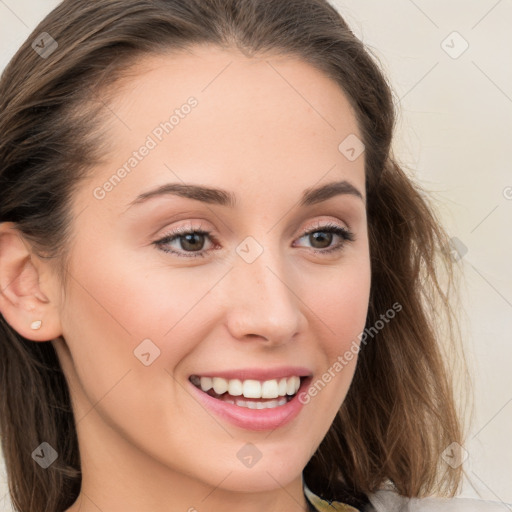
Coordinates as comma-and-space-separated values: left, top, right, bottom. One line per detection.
208, 451, 306, 493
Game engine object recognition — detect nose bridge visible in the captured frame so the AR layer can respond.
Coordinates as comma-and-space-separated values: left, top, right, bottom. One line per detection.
225, 238, 302, 343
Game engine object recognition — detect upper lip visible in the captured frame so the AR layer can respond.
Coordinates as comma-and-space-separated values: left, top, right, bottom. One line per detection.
189, 366, 313, 382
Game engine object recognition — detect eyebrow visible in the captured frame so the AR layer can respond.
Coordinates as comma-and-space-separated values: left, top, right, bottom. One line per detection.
125, 179, 364, 210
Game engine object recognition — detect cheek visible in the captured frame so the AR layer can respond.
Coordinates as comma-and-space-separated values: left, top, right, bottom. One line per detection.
297, 252, 371, 399
59, 244, 225, 398
64, 239, 215, 340
293, 259, 370, 444
305, 256, 371, 355
58, 253, 202, 444
333, 273, 371, 349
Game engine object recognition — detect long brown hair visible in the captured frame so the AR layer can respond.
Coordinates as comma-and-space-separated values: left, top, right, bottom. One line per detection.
0, 1, 468, 511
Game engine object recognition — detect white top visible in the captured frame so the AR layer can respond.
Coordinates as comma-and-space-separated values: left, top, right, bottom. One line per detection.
303, 478, 511, 511
366, 489, 512, 511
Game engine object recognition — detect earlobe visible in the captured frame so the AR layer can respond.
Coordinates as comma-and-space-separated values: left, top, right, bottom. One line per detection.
0, 222, 62, 342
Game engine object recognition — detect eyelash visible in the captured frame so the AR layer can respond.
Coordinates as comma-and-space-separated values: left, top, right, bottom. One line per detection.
153, 221, 355, 259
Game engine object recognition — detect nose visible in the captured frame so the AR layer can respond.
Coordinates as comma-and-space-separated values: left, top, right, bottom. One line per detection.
223, 245, 304, 346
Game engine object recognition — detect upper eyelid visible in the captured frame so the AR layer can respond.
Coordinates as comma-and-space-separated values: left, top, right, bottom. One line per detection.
299, 219, 350, 234
156, 220, 350, 241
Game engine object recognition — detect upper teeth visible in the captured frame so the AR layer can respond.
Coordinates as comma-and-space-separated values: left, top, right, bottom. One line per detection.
191, 375, 302, 399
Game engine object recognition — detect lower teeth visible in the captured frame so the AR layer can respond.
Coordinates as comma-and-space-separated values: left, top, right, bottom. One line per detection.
198, 386, 293, 409
223, 396, 289, 409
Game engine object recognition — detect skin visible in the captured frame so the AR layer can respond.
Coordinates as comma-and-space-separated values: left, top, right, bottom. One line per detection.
0, 46, 370, 512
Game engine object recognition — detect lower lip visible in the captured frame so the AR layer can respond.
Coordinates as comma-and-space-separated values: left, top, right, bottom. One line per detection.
188, 377, 312, 431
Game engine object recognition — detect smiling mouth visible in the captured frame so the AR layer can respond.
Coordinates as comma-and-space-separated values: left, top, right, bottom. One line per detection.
189, 375, 305, 409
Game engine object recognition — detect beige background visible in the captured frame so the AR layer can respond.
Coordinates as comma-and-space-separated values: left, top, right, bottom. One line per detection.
0, 0, 511, 508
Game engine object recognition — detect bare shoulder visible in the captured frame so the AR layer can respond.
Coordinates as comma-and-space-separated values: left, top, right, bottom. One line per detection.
365, 490, 511, 512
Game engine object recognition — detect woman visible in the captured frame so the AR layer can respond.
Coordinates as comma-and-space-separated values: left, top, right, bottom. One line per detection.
0, 1, 507, 511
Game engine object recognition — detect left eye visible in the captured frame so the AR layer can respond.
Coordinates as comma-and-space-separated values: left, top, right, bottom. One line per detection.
295, 223, 355, 253
154, 222, 355, 259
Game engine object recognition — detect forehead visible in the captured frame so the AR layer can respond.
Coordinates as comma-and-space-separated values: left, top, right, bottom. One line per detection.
77, 45, 365, 215
106, 44, 361, 146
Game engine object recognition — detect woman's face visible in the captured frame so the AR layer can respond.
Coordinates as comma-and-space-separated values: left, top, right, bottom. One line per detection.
51, 46, 370, 500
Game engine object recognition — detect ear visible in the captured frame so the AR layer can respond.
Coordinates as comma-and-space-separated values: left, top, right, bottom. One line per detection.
0, 222, 63, 342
